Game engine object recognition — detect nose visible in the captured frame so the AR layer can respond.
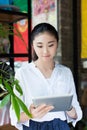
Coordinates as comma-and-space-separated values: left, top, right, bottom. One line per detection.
43, 46, 48, 54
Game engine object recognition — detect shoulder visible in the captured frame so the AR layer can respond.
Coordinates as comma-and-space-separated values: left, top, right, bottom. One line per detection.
15, 62, 34, 74
56, 63, 70, 71
56, 63, 72, 75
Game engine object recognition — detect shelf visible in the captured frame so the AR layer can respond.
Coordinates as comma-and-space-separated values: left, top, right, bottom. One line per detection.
0, 53, 29, 58
0, 9, 28, 23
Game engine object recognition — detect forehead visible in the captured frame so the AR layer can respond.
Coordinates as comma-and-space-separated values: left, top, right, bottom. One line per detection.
33, 32, 56, 41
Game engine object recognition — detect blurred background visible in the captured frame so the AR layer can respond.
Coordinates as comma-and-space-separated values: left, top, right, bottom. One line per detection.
0, 0, 87, 130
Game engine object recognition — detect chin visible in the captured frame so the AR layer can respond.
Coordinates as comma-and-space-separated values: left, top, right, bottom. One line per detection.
43, 58, 51, 62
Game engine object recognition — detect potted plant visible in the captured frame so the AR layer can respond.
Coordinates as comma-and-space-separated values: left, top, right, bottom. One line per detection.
0, 23, 31, 121
0, 61, 32, 121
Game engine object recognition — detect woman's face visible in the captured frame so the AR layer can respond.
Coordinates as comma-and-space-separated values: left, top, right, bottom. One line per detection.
33, 32, 58, 62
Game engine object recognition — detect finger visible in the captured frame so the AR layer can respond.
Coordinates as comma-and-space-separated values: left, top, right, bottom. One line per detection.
30, 104, 47, 115
36, 105, 54, 118
36, 104, 47, 111
30, 104, 36, 111
30, 104, 54, 119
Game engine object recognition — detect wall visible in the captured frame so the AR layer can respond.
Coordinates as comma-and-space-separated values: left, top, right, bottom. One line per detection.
59, 0, 74, 70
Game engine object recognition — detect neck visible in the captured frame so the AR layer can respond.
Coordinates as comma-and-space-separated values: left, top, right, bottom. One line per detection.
35, 60, 55, 70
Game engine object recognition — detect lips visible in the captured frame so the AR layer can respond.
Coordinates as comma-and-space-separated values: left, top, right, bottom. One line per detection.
43, 55, 50, 57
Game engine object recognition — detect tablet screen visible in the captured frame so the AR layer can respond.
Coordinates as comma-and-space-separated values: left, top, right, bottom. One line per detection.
32, 94, 73, 112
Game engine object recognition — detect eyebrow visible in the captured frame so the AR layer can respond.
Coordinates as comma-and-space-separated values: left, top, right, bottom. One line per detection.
36, 42, 42, 44
36, 40, 56, 44
48, 40, 56, 44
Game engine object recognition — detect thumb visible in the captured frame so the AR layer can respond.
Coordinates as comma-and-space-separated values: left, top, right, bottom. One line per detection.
30, 104, 36, 111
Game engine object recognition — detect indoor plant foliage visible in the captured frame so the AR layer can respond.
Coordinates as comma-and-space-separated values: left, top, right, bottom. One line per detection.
0, 23, 28, 54
0, 61, 32, 121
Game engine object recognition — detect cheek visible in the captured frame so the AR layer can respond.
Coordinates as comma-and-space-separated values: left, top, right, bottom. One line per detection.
51, 46, 57, 55
33, 45, 38, 53
33, 47, 41, 56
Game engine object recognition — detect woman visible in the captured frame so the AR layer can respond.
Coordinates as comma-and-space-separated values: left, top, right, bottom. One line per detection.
10, 23, 82, 130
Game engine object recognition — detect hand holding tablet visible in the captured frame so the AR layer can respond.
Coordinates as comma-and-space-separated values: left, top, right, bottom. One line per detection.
32, 94, 73, 112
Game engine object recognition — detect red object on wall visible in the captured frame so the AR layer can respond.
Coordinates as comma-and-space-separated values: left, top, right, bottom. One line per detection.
14, 19, 28, 61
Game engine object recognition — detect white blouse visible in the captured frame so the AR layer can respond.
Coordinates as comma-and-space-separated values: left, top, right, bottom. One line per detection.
10, 62, 82, 130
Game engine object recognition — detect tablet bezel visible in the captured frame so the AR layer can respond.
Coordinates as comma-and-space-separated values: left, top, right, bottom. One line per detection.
32, 94, 73, 112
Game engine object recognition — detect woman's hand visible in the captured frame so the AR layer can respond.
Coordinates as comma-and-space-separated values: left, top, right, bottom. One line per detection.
66, 107, 77, 119
30, 103, 54, 119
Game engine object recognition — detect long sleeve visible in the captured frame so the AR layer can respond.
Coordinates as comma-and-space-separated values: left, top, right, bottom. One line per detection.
66, 69, 83, 126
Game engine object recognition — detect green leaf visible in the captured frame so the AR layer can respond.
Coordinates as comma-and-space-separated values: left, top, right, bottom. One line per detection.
11, 95, 20, 121
15, 96, 32, 118
0, 91, 8, 98
0, 83, 6, 91
13, 79, 23, 95
3, 80, 13, 95
0, 78, 2, 84
0, 94, 10, 108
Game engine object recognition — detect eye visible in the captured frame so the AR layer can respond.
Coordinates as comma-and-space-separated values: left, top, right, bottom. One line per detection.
37, 45, 43, 48
48, 44, 54, 47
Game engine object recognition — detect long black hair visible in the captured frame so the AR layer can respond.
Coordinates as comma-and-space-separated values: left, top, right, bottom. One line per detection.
30, 23, 59, 61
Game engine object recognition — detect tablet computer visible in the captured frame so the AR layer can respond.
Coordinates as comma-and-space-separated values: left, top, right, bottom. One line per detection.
32, 94, 73, 112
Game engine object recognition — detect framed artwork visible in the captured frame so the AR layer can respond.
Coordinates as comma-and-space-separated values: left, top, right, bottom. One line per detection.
32, 0, 58, 30
81, 0, 87, 59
